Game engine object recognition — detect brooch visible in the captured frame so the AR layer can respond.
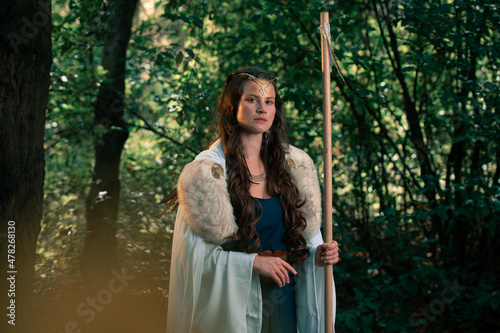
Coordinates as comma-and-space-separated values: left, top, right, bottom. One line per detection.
211, 164, 224, 179
285, 157, 296, 173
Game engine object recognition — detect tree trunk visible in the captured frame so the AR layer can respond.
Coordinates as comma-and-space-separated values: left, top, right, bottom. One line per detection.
0, 0, 52, 331
81, 0, 138, 285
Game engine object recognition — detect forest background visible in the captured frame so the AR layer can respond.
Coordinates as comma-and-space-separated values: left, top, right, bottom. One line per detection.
0, 0, 499, 332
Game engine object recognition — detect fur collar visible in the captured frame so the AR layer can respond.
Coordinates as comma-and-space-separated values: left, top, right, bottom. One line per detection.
177, 142, 322, 245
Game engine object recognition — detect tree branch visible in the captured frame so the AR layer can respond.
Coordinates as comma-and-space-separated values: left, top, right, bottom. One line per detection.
286, 5, 321, 52
130, 111, 197, 155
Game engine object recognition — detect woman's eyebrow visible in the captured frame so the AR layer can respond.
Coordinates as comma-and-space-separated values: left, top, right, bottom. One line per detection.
244, 93, 275, 99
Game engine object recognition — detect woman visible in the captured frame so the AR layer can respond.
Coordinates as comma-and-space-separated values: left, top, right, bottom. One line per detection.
166, 67, 339, 333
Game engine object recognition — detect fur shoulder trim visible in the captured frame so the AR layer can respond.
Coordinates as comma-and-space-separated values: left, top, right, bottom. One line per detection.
287, 145, 322, 239
177, 144, 322, 243
177, 159, 237, 244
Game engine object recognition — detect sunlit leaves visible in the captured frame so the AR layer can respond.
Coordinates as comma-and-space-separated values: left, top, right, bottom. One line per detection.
37, 0, 499, 330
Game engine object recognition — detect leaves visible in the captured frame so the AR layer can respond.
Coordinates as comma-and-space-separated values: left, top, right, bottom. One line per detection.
37, 0, 499, 331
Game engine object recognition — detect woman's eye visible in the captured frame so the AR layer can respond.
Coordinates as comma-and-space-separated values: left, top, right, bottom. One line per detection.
266, 100, 274, 105
248, 98, 256, 103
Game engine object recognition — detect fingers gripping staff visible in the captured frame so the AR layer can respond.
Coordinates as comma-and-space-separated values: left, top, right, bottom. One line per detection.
315, 241, 340, 267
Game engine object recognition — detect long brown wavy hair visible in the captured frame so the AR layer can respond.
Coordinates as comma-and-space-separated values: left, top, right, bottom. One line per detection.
217, 67, 309, 264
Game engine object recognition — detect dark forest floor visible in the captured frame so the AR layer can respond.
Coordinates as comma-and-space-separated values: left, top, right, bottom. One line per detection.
33, 268, 169, 333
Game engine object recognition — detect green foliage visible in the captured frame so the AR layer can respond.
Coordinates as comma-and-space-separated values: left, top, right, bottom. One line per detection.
36, 0, 499, 331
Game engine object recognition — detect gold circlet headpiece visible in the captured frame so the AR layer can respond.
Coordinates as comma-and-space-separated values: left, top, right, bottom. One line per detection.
234, 73, 276, 96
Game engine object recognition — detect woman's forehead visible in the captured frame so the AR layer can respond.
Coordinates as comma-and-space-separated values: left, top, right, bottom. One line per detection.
242, 80, 275, 97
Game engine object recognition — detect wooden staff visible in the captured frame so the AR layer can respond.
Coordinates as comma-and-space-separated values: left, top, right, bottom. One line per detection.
320, 11, 334, 333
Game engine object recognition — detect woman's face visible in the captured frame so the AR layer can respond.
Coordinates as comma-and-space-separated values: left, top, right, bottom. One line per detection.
236, 80, 276, 135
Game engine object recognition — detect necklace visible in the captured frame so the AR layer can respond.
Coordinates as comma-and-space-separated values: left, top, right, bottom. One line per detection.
250, 171, 266, 184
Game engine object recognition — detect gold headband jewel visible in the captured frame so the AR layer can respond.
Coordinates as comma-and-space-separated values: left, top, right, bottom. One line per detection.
235, 73, 276, 96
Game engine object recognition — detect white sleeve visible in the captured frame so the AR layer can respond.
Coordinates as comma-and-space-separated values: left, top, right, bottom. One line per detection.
295, 230, 336, 333
167, 210, 262, 333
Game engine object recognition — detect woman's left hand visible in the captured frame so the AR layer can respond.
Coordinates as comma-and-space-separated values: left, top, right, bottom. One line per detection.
315, 241, 340, 267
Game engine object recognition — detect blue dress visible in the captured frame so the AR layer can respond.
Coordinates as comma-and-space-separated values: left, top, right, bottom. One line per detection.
255, 197, 297, 333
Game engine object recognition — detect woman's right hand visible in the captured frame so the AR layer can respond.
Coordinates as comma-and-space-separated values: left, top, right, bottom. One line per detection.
252, 255, 297, 287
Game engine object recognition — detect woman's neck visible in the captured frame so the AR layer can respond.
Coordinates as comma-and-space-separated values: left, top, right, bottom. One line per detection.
240, 133, 264, 174
239, 132, 271, 199
240, 132, 262, 157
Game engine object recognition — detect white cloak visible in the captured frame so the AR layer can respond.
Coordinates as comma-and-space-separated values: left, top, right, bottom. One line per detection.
166, 139, 336, 333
